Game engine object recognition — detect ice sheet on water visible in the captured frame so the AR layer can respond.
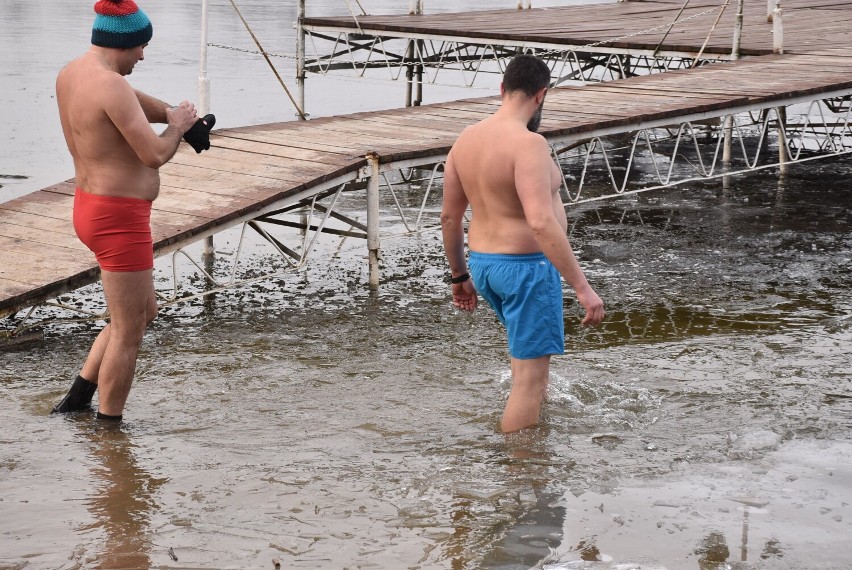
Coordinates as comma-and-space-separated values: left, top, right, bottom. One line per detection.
727, 429, 784, 459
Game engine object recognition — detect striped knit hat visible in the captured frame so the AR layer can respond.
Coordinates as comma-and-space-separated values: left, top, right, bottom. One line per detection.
91, 0, 153, 49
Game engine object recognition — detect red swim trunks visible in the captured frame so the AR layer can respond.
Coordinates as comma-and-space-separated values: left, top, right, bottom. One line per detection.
73, 187, 154, 272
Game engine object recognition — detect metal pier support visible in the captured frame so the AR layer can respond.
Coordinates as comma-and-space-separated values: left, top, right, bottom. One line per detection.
773, 1, 784, 54
773, 1, 787, 175
200, 0, 215, 267
405, 40, 415, 107
297, 0, 307, 120
777, 106, 789, 176
366, 152, 382, 290
723, 0, 744, 167
722, 116, 733, 166
405, 2, 424, 107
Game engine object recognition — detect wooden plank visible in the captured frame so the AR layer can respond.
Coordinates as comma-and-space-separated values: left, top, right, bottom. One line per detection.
0, 277, 31, 297
0, 222, 87, 252
0, 188, 74, 221
151, 209, 215, 247
168, 152, 330, 185
207, 136, 362, 167
211, 133, 366, 164
219, 122, 417, 155
0, 266, 100, 319
0, 208, 76, 236
0, 236, 95, 280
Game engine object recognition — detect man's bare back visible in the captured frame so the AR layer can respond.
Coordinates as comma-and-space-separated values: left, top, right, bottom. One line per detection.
448, 116, 566, 255
440, 54, 604, 432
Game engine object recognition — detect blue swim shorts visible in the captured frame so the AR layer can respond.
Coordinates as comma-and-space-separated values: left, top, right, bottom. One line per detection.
468, 251, 564, 359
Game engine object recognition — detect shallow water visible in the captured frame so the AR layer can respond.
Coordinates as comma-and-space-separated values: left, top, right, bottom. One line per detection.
2, 1, 852, 568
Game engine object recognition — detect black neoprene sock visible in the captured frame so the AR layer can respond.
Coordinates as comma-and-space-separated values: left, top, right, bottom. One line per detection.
96, 411, 123, 422
182, 114, 215, 153
51, 375, 97, 414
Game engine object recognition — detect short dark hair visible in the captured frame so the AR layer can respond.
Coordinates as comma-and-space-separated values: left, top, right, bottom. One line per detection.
502, 55, 551, 97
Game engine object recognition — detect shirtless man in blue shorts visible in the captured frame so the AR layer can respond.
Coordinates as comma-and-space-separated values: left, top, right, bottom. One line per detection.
441, 54, 605, 433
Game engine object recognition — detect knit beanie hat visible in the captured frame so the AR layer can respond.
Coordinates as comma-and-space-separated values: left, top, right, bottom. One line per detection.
91, 0, 153, 49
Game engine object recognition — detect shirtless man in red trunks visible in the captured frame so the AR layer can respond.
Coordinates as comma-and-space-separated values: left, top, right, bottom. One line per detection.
51, 0, 199, 420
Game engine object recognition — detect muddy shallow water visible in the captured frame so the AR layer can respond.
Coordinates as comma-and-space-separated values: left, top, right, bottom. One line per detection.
2, 163, 851, 569
2, 0, 852, 568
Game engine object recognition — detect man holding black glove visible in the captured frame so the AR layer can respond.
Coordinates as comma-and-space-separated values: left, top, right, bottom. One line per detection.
52, 0, 215, 420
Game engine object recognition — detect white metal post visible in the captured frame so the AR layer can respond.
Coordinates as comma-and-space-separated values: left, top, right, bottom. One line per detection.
773, 2, 787, 175
777, 107, 788, 175
405, 2, 423, 107
732, 0, 743, 60
297, 0, 307, 120
366, 153, 381, 290
200, 0, 214, 261
723, 0, 743, 166
772, 1, 784, 54
722, 115, 733, 166
199, 0, 210, 115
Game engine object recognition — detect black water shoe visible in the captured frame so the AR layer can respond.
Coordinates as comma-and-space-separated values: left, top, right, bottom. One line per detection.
96, 411, 123, 422
51, 375, 97, 414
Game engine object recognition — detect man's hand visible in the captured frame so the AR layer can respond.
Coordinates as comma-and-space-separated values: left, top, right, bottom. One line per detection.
576, 286, 604, 326
166, 100, 198, 135
451, 280, 478, 312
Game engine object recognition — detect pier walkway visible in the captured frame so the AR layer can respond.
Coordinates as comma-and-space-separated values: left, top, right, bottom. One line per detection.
299, 0, 852, 94
3, 0, 852, 326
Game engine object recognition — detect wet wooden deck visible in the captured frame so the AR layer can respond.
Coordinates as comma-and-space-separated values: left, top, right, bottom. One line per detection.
303, 0, 852, 57
2, 46, 852, 318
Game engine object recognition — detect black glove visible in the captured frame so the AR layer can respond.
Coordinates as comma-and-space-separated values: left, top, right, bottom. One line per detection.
183, 114, 216, 154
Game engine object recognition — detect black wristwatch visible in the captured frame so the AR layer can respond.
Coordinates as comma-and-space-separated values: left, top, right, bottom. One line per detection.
451, 272, 470, 284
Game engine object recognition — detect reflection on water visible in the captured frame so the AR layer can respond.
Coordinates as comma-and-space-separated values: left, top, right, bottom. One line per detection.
76, 419, 164, 569
695, 530, 731, 569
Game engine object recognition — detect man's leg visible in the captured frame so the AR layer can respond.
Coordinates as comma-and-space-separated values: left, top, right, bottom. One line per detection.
96, 269, 158, 417
79, 324, 111, 382
502, 356, 551, 433
51, 326, 111, 413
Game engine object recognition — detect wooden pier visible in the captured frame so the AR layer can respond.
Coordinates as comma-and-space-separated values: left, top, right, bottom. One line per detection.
2, 2, 852, 323
302, 0, 852, 58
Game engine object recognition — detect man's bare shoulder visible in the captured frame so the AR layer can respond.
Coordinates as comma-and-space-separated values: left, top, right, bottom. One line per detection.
510, 130, 550, 159
453, 117, 504, 148
60, 56, 128, 90
453, 122, 482, 144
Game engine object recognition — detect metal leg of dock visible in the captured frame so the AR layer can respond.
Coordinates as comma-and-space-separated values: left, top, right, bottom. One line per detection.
297, 0, 307, 120
202, 236, 215, 277
777, 106, 788, 176
722, 115, 733, 166
366, 153, 382, 290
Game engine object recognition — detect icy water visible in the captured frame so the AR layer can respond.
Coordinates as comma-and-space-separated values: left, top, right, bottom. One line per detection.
2, 1, 852, 569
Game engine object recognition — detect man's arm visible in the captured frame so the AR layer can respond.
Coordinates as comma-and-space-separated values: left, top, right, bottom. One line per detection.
440, 151, 478, 312
103, 77, 197, 168
515, 135, 604, 326
135, 90, 170, 123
